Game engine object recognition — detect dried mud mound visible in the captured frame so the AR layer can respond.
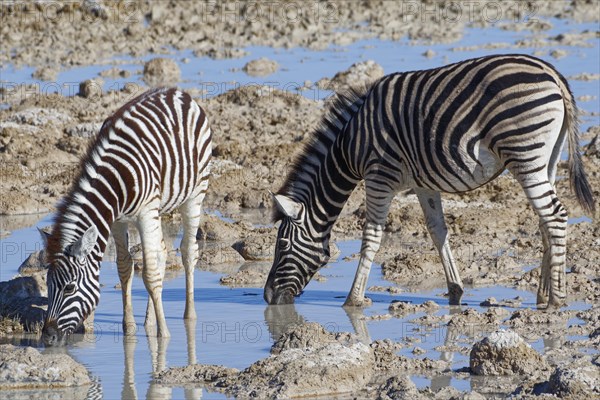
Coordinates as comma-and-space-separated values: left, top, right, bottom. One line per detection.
0, 344, 91, 389
156, 322, 453, 398
469, 329, 549, 376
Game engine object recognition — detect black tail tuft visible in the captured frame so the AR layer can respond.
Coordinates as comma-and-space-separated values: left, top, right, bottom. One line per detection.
570, 152, 596, 215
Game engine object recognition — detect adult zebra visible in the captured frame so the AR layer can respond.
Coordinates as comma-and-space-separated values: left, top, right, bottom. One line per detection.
41, 88, 212, 346
264, 54, 595, 308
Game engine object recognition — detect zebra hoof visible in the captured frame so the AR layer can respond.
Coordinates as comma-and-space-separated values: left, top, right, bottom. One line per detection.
122, 321, 137, 336
343, 296, 373, 308
536, 291, 549, 308
547, 294, 567, 309
447, 284, 464, 306
184, 309, 197, 320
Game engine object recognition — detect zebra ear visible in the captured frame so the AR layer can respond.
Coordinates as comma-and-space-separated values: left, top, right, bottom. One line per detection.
38, 228, 50, 247
69, 225, 99, 259
272, 193, 303, 220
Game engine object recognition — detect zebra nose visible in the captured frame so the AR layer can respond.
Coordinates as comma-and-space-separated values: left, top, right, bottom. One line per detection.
264, 283, 274, 304
42, 321, 60, 347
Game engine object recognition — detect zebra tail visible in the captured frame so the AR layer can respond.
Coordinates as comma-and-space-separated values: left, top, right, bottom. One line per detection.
562, 78, 596, 215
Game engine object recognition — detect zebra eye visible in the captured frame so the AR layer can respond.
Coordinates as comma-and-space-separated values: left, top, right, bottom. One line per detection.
64, 282, 77, 296
279, 238, 291, 251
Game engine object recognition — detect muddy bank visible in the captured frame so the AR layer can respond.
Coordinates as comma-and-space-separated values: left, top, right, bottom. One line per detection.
0, 344, 91, 389
155, 319, 600, 398
156, 322, 453, 398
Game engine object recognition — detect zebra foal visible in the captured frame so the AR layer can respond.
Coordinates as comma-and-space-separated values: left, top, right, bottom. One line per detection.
41, 88, 212, 345
264, 54, 595, 309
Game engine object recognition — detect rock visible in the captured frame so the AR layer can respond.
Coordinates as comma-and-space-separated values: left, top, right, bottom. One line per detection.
219, 263, 269, 288
368, 285, 402, 294
469, 329, 549, 376
377, 375, 424, 400
197, 214, 245, 242
6, 108, 72, 126
32, 66, 58, 81
233, 341, 374, 398
18, 250, 47, 275
0, 344, 91, 389
0, 272, 47, 332
507, 308, 568, 327
328, 60, 384, 90
155, 364, 238, 386
389, 300, 440, 317
143, 58, 181, 87
448, 308, 503, 327
232, 230, 275, 261
66, 123, 102, 138
550, 49, 568, 59
198, 244, 245, 268
270, 322, 350, 354
548, 363, 600, 397
156, 322, 374, 398
78, 78, 104, 99
0, 318, 24, 336
422, 49, 436, 58
242, 57, 279, 77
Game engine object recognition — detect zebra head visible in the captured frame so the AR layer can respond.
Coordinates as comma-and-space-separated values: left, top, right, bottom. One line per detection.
41, 226, 101, 346
264, 194, 330, 304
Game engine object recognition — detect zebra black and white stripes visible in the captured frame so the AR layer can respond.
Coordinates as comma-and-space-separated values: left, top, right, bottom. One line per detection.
264, 54, 595, 308
42, 88, 211, 345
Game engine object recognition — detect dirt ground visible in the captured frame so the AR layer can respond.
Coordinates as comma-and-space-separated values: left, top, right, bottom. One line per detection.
0, 0, 599, 398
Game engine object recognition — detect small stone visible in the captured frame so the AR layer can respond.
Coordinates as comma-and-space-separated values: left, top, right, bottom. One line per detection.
79, 78, 104, 99
469, 329, 549, 376
548, 364, 600, 397
32, 66, 58, 81
143, 58, 181, 87
422, 49, 436, 58
242, 58, 279, 77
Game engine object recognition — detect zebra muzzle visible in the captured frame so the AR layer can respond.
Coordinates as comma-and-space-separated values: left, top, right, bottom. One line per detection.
41, 320, 67, 347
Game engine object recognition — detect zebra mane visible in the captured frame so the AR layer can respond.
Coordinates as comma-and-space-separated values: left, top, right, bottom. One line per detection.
272, 84, 371, 222
46, 87, 175, 262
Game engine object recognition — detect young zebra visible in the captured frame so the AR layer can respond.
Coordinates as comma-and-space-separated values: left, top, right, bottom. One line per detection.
41, 88, 212, 346
264, 54, 595, 308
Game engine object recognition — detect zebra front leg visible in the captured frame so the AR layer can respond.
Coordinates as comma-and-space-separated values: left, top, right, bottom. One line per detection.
179, 191, 206, 321
144, 236, 167, 328
415, 189, 464, 305
344, 222, 384, 307
113, 221, 137, 335
138, 209, 171, 338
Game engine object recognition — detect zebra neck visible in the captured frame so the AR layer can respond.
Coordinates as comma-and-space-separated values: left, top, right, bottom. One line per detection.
52, 184, 115, 262
304, 142, 360, 239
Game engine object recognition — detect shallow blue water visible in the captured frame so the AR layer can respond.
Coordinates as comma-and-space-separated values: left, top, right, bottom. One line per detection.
0, 214, 594, 398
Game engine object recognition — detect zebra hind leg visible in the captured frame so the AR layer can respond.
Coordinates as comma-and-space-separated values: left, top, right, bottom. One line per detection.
179, 192, 206, 321
415, 188, 464, 305
112, 221, 137, 335
512, 168, 568, 308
